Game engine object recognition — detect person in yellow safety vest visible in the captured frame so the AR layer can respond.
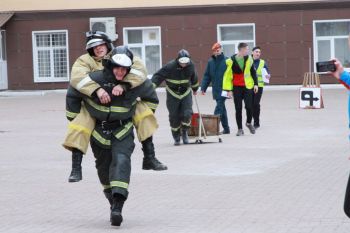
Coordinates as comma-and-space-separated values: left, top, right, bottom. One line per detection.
63, 31, 167, 183
252, 46, 271, 129
222, 42, 259, 136
152, 49, 199, 145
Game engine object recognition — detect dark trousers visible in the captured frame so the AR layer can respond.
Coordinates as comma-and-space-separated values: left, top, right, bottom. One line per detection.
344, 172, 350, 218
253, 87, 264, 127
91, 133, 135, 199
166, 92, 193, 131
233, 86, 253, 130
214, 96, 229, 131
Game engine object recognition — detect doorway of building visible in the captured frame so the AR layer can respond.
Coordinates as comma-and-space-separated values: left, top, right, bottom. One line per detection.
0, 30, 8, 90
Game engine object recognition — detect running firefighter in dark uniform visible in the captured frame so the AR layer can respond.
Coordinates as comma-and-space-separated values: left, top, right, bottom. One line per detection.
152, 49, 199, 145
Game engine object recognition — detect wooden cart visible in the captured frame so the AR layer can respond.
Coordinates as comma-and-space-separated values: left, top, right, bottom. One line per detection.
188, 95, 222, 144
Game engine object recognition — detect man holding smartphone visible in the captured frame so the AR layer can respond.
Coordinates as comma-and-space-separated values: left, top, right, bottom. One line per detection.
330, 33, 350, 219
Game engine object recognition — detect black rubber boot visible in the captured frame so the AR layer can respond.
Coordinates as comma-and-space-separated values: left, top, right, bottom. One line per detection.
172, 130, 181, 146
142, 137, 168, 171
110, 194, 125, 227
104, 189, 113, 209
68, 149, 83, 182
181, 128, 189, 144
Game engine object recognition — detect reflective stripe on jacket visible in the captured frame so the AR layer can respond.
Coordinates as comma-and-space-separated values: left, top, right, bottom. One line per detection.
152, 60, 199, 99
66, 71, 159, 148
256, 59, 265, 87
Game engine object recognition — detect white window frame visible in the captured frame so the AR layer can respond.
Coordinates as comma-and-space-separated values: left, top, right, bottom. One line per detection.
217, 23, 256, 54
32, 30, 70, 83
313, 19, 350, 73
123, 26, 162, 78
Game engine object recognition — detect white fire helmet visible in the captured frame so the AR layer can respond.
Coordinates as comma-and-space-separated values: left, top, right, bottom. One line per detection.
111, 53, 133, 68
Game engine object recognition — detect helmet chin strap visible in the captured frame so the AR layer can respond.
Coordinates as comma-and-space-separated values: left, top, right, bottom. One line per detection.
115, 75, 125, 81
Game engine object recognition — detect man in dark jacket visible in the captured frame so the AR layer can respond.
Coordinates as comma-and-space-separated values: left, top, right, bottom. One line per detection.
201, 42, 229, 134
66, 47, 159, 227
152, 49, 199, 145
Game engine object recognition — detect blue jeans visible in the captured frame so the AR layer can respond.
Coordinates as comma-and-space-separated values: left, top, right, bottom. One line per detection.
214, 97, 229, 131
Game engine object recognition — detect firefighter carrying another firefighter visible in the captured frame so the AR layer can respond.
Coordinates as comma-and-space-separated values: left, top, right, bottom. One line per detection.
66, 46, 159, 226
63, 31, 167, 183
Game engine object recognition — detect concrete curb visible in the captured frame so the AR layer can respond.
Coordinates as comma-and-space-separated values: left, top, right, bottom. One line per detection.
0, 84, 344, 97
0, 89, 67, 97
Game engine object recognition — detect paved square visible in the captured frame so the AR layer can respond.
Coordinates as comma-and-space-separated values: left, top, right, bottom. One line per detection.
1, 88, 350, 233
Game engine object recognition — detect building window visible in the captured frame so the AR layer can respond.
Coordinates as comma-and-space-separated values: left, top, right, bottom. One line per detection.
313, 20, 350, 72
0, 30, 6, 61
32, 30, 69, 82
217, 24, 255, 56
123, 26, 162, 78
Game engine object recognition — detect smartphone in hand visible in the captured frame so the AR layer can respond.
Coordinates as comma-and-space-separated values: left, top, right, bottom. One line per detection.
316, 61, 336, 73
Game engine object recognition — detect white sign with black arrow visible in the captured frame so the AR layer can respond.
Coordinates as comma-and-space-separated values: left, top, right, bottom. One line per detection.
299, 87, 322, 109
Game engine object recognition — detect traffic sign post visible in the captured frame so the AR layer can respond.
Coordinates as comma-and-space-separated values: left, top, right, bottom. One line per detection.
299, 72, 324, 109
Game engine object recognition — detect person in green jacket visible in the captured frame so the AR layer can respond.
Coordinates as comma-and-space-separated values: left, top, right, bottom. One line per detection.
222, 42, 258, 136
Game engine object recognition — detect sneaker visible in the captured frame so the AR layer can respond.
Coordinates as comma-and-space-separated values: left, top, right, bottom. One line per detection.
254, 124, 260, 130
246, 123, 256, 134
236, 129, 244, 136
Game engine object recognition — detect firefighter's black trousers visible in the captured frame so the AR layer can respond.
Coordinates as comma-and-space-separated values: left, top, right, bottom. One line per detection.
91, 132, 135, 199
166, 92, 193, 132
